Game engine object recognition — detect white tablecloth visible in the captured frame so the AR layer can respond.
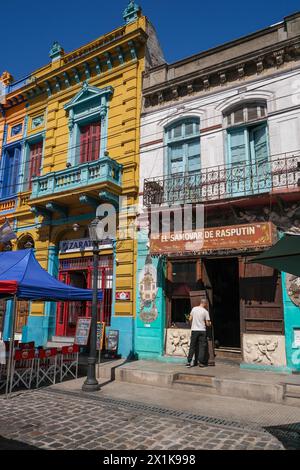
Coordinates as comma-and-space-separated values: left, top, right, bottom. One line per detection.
0, 340, 6, 365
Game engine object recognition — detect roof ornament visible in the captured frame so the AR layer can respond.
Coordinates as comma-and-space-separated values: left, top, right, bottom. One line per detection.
123, 1, 141, 24
49, 41, 64, 62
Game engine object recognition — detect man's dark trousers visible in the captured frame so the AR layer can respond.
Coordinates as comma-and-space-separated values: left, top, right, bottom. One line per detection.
188, 331, 207, 365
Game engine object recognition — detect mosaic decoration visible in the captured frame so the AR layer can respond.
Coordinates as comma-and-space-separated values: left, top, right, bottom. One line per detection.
11, 123, 22, 137
31, 115, 44, 130
286, 274, 300, 307
139, 255, 158, 323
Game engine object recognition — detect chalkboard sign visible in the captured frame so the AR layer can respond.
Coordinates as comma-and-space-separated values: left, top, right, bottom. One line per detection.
96, 322, 105, 351
107, 329, 119, 352
74, 318, 91, 346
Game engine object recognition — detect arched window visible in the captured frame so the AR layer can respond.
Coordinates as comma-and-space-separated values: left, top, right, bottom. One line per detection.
224, 102, 269, 168
165, 118, 200, 175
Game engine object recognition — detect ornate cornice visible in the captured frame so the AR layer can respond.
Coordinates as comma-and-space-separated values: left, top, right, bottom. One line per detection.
143, 38, 300, 109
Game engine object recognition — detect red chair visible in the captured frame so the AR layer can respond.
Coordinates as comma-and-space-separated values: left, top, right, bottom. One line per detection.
60, 345, 79, 382
35, 348, 58, 388
19, 341, 35, 350
4, 340, 19, 352
9, 349, 35, 392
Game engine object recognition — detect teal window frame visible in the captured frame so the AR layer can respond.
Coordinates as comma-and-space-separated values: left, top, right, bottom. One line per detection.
22, 131, 45, 191
64, 83, 113, 167
164, 118, 201, 176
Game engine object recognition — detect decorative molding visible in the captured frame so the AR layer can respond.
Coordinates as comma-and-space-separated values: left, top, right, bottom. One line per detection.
123, 1, 141, 24
0, 71, 13, 87
10, 123, 23, 137
49, 41, 64, 62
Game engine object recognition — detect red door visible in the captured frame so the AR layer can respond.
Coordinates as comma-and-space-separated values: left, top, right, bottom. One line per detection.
28, 141, 43, 189
55, 271, 87, 337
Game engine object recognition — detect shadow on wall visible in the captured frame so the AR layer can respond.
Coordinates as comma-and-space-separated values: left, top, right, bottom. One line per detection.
265, 423, 300, 450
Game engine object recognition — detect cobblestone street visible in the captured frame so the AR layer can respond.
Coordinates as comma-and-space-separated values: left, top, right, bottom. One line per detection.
0, 388, 296, 451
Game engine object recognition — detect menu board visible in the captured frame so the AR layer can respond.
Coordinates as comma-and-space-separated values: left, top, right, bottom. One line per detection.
107, 330, 119, 352
74, 318, 92, 346
96, 322, 105, 351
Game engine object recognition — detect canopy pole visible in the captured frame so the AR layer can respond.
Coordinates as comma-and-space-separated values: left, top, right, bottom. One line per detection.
5, 295, 17, 399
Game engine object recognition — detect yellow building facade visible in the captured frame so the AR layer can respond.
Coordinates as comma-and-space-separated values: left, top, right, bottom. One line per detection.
0, 3, 164, 356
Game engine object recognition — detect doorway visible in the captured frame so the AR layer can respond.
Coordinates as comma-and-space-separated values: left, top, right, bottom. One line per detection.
203, 258, 240, 349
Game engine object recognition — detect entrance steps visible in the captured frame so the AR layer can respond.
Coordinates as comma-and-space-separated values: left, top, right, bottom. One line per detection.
46, 336, 74, 348
283, 383, 300, 406
106, 360, 300, 407
172, 373, 216, 394
214, 347, 242, 363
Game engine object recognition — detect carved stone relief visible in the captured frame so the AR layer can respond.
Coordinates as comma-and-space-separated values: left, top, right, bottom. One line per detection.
166, 328, 191, 357
286, 274, 300, 307
243, 334, 286, 367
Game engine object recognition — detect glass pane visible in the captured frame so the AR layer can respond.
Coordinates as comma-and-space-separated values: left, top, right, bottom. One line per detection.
247, 105, 259, 121
173, 123, 182, 138
233, 107, 244, 124
185, 121, 194, 136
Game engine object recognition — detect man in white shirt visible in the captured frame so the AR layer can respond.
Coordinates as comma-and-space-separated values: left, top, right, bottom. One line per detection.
186, 299, 211, 368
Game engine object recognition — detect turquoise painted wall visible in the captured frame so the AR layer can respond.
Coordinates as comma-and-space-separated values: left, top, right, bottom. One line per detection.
282, 272, 300, 372
134, 231, 166, 359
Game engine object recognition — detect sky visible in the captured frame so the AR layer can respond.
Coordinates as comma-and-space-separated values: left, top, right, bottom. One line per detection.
1, 0, 300, 81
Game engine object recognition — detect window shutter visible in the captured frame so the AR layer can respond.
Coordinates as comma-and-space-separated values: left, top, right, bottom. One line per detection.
80, 125, 90, 163
29, 141, 43, 189
169, 143, 184, 174
89, 123, 101, 161
251, 125, 268, 164
187, 139, 201, 173
229, 129, 247, 165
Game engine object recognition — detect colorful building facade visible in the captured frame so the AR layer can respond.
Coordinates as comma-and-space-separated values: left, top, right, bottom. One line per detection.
0, 2, 164, 357
137, 12, 300, 372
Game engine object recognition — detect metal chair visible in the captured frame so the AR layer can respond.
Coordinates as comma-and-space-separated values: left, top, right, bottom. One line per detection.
60, 345, 79, 382
35, 348, 58, 388
9, 349, 35, 392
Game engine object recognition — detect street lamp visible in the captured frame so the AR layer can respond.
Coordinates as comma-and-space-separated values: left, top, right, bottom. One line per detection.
82, 217, 102, 392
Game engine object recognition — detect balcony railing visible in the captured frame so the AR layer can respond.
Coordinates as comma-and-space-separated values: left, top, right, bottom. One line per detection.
143, 153, 300, 207
31, 156, 122, 200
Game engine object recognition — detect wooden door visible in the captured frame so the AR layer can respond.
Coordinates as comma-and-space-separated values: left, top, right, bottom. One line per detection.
239, 257, 284, 334
15, 301, 30, 334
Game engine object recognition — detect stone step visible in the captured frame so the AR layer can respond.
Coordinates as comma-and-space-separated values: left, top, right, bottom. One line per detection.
172, 373, 216, 393
283, 383, 300, 405
173, 373, 214, 386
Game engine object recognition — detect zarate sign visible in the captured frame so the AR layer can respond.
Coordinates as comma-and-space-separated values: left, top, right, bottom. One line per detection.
150, 222, 277, 255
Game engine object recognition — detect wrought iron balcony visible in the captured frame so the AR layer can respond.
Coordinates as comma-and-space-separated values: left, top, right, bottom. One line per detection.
30, 156, 122, 200
143, 153, 300, 207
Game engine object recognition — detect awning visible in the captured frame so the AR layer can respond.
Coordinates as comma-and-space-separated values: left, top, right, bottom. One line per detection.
0, 280, 18, 296
0, 249, 102, 301
250, 234, 300, 276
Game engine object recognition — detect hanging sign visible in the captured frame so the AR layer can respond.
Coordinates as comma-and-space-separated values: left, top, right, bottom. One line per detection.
107, 330, 119, 352
96, 322, 106, 351
116, 291, 131, 301
74, 317, 91, 346
59, 238, 112, 254
150, 222, 277, 255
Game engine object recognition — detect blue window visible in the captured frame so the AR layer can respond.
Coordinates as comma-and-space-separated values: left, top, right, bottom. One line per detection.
165, 119, 200, 175
0, 146, 21, 198
225, 103, 270, 195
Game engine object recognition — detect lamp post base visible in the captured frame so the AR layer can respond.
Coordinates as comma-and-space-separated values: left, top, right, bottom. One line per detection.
82, 380, 101, 392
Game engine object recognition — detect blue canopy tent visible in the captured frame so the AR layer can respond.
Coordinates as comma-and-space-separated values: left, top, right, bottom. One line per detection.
0, 249, 102, 301
0, 249, 103, 397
